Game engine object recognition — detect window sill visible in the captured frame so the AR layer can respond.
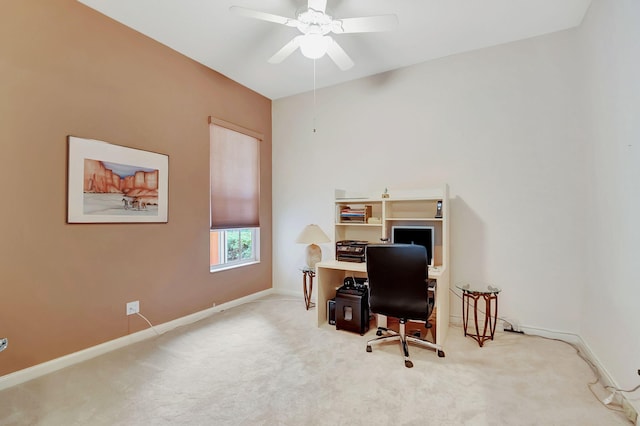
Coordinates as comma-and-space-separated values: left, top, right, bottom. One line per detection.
210, 260, 260, 273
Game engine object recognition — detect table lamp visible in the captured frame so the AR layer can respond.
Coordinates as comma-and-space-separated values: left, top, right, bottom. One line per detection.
296, 224, 331, 269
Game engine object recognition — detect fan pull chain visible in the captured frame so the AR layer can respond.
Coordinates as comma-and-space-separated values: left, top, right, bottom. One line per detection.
313, 59, 317, 133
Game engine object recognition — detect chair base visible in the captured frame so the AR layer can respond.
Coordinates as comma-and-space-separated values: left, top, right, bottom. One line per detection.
366, 320, 445, 368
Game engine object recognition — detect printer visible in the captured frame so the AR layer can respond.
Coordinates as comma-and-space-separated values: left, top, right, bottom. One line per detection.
336, 240, 368, 263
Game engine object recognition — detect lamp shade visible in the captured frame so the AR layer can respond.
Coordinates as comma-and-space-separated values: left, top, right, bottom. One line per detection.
296, 224, 331, 244
296, 224, 331, 269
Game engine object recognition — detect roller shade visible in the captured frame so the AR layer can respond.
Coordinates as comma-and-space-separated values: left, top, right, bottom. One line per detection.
210, 122, 260, 229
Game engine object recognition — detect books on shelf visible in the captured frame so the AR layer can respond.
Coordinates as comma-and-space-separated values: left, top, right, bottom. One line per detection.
340, 205, 372, 223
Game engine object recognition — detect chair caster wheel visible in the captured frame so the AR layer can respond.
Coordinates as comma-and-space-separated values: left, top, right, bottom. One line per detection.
405, 360, 413, 368
438, 350, 445, 358
376, 330, 383, 336
366, 345, 372, 352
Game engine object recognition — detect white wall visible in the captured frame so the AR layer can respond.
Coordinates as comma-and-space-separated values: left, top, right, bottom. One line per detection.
272, 0, 639, 401
578, 0, 640, 393
273, 28, 587, 331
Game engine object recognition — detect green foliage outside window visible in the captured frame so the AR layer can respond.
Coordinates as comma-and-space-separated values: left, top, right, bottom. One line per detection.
226, 229, 253, 261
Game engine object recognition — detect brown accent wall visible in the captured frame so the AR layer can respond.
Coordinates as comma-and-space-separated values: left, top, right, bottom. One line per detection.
0, 0, 272, 376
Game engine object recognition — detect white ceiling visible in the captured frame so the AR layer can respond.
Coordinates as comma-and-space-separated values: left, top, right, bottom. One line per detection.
77, 0, 592, 100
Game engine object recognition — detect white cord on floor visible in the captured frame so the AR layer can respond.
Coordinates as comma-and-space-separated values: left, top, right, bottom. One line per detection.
135, 312, 161, 336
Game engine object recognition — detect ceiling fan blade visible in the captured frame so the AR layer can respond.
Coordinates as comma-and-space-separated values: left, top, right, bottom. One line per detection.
325, 37, 354, 71
332, 14, 398, 34
308, 0, 327, 13
230, 6, 297, 27
268, 36, 303, 64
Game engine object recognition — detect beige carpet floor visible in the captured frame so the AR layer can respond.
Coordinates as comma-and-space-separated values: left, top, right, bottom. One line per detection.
0, 295, 630, 426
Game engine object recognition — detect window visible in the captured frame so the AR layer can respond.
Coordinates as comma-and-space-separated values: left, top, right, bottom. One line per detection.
210, 228, 259, 270
209, 118, 261, 271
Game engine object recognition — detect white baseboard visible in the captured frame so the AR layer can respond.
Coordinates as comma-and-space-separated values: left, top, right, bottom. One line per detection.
448, 315, 463, 328
0, 289, 274, 391
272, 287, 301, 298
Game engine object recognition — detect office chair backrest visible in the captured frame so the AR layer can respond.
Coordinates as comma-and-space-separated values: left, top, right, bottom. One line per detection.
366, 244, 431, 321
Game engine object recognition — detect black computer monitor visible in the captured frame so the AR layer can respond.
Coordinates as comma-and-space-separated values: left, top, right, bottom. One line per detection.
391, 225, 435, 266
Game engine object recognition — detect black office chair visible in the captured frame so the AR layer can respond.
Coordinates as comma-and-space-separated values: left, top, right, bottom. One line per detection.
365, 244, 445, 368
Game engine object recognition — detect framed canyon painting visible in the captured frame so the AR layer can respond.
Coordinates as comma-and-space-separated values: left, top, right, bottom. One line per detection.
67, 136, 169, 223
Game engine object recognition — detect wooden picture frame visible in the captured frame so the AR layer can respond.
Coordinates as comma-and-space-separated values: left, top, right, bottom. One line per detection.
67, 136, 168, 223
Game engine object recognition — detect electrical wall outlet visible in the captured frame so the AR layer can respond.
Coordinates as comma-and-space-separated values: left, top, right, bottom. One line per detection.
622, 396, 638, 424
126, 301, 140, 316
0, 338, 7, 352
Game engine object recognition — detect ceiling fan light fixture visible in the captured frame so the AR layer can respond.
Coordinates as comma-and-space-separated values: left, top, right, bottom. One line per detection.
300, 34, 329, 59
231, 1, 397, 69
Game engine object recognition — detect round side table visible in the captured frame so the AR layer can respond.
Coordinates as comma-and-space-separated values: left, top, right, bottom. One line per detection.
456, 283, 501, 347
301, 267, 316, 310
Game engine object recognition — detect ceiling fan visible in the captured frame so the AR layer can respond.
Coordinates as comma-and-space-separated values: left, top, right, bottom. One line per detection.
230, 0, 398, 71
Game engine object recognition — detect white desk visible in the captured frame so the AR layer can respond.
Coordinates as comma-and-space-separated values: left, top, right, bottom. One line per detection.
315, 260, 449, 346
